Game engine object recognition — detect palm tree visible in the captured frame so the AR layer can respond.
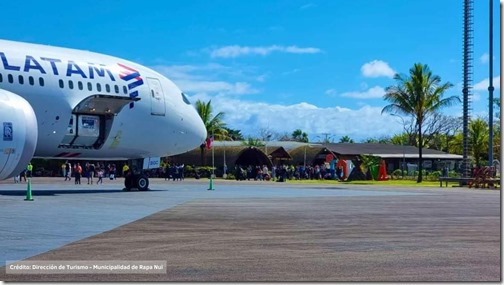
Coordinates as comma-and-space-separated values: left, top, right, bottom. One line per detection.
292, 129, 309, 142
224, 127, 244, 141
195, 100, 228, 165
339, 135, 354, 143
381, 63, 459, 182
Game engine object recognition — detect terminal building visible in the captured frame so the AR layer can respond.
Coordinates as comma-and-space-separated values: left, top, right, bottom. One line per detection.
168, 141, 464, 177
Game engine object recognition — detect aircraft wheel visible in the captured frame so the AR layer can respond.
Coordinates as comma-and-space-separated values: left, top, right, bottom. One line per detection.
137, 175, 149, 191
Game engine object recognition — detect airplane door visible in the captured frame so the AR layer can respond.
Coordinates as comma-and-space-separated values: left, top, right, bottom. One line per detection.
146, 77, 166, 116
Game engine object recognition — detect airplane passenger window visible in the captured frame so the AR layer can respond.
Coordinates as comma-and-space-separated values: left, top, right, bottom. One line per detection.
123, 86, 128, 94
105, 84, 110, 92
68, 80, 74, 89
59, 79, 64, 88
114, 85, 119, 94
97, 83, 102, 92
39, 77, 44, 86
78, 81, 83, 90
8, 74, 13, 83
18, 75, 24, 84
29, 76, 34, 85
87, 82, 92, 91
181, 93, 191, 105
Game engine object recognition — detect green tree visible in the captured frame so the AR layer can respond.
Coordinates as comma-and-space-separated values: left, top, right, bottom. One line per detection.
195, 100, 228, 165
291, 129, 309, 142
381, 63, 459, 182
223, 127, 244, 141
450, 117, 491, 167
494, 98, 501, 118
241, 136, 265, 147
390, 133, 409, 146
362, 136, 391, 144
339, 135, 354, 143
468, 118, 489, 167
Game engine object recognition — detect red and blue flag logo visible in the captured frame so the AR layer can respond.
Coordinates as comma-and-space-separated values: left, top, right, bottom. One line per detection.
118, 63, 144, 108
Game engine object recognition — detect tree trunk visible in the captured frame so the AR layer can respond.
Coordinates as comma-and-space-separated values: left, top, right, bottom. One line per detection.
417, 123, 423, 183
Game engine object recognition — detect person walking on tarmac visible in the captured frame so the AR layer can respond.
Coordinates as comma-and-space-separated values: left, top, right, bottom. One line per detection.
74, 163, 82, 185
122, 163, 129, 177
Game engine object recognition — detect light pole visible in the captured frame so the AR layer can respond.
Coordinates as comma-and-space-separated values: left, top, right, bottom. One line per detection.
223, 140, 227, 178
391, 114, 407, 178
488, 0, 494, 167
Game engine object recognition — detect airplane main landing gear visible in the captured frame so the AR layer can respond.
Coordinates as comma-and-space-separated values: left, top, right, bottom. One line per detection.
124, 174, 150, 191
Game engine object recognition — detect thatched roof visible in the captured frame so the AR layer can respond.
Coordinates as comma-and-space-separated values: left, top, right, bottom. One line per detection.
288, 145, 335, 166
168, 142, 462, 171
169, 145, 272, 169
269, 147, 292, 162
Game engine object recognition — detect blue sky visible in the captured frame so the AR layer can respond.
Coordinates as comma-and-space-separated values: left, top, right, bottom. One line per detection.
0, 0, 500, 141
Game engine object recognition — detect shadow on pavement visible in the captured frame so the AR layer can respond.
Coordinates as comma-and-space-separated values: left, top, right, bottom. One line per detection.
0, 189, 165, 196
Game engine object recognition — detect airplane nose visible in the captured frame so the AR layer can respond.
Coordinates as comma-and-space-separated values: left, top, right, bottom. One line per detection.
187, 110, 207, 147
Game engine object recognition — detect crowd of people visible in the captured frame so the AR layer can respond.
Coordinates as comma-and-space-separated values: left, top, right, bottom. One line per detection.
60, 161, 118, 185
233, 163, 342, 182
163, 164, 186, 181
13, 160, 348, 184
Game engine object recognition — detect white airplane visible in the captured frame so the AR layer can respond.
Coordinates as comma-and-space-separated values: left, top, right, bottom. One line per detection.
0, 39, 207, 190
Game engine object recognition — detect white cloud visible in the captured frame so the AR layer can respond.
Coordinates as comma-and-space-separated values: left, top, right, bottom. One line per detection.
154, 64, 403, 140
473, 76, 501, 90
174, 80, 258, 95
325, 89, 337, 96
153, 64, 258, 95
187, 94, 403, 141
341, 86, 385, 99
256, 74, 267, 82
480, 53, 490, 64
479, 53, 495, 64
209, 45, 322, 58
153, 64, 228, 81
361, 60, 396, 78
470, 93, 481, 102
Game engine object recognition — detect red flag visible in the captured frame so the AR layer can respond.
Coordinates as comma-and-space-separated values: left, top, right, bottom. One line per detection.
206, 135, 214, 149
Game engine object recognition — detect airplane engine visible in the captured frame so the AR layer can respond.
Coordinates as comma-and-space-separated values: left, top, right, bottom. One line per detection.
0, 89, 38, 180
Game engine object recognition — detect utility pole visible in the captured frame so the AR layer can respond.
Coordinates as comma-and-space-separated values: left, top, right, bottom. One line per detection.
488, 0, 494, 167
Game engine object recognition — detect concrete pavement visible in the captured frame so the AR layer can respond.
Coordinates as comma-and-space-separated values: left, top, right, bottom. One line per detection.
0, 178, 500, 281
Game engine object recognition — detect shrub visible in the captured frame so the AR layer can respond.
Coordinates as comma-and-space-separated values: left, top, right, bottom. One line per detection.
391, 169, 403, 180
428, 170, 442, 180
448, 170, 460, 178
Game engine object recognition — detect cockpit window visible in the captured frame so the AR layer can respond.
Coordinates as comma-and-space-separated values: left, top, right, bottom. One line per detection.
181, 92, 191, 105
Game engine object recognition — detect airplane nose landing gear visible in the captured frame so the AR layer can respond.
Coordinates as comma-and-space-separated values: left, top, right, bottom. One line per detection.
123, 173, 150, 191
122, 158, 155, 191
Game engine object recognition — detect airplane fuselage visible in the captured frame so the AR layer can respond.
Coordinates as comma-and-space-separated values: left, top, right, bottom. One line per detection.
0, 39, 206, 161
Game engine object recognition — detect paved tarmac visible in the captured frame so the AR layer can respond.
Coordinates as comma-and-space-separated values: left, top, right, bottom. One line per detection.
0, 177, 500, 281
